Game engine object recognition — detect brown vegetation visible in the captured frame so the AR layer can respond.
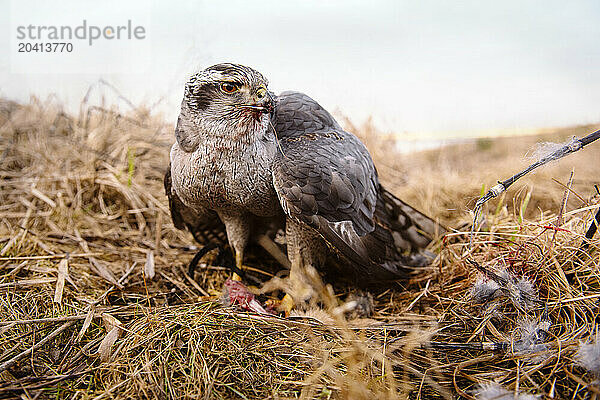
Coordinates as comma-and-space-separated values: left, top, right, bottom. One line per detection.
0, 97, 598, 399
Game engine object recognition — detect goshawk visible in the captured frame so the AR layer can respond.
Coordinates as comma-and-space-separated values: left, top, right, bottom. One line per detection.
165, 63, 444, 309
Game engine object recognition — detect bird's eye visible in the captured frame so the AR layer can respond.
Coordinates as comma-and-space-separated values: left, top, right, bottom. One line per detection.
220, 82, 239, 94
256, 87, 267, 99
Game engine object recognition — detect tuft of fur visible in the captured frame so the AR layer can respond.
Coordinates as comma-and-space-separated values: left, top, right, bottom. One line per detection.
576, 334, 600, 377
471, 276, 502, 304
474, 382, 539, 400
344, 291, 375, 319
510, 276, 538, 311
511, 318, 551, 364
471, 265, 538, 312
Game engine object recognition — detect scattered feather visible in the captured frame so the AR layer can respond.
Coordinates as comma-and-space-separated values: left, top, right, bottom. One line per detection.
527, 137, 578, 164
342, 291, 374, 319
98, 325, 121, 363
471, 264, 539, 312
471, 276, 501, 304
98, 314, 122, 362
577, 334, 600, 377
510, 276, 538, 311
144, 250, 155, 280
76, 306, 95, 343
53, 257, 69, 304
511, 318, 551, 364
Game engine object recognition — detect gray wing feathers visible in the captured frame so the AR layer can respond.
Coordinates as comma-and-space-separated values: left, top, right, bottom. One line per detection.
272, 91, 341, 138
377, 188, 445, 249
272, 92, 443, 279
272, 92, 383, 267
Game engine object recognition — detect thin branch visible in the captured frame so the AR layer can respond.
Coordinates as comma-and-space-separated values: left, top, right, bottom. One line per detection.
470, 128, 600, 246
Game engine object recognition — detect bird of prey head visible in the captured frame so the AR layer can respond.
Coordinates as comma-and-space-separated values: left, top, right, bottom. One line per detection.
176, 63, 275, 151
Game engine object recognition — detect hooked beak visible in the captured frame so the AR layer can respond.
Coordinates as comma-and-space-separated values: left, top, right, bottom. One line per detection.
238, 104, 272, 113
238, 91, 275, 114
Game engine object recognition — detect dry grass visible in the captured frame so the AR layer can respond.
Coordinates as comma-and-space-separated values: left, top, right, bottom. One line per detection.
0, 96, 599, 399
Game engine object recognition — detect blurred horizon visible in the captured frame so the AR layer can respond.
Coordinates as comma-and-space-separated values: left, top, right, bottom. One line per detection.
1, 0, 599, 139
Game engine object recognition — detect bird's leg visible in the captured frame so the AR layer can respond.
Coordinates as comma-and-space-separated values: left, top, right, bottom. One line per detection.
210, 245, 245, 280
232, 249, 244, 281
278, 250, 301, 315
278, 252, 316, 315
277, 219, 326, 314
218, 212, 251, 282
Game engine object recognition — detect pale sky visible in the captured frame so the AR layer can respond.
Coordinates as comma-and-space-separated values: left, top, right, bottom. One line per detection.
1, 0, 599, 138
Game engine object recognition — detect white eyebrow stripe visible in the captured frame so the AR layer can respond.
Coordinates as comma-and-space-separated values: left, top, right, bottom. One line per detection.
186, 65, 269, 90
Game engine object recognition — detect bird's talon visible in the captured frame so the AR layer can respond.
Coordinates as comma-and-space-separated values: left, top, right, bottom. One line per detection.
278, 294, 295, 316
231, 272, 243, 282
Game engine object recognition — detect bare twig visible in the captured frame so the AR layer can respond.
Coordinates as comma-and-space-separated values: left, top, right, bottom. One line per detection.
470, 128, 600, 246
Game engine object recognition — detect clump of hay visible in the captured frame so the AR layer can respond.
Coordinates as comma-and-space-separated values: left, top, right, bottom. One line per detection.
0, 96, 599, 399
